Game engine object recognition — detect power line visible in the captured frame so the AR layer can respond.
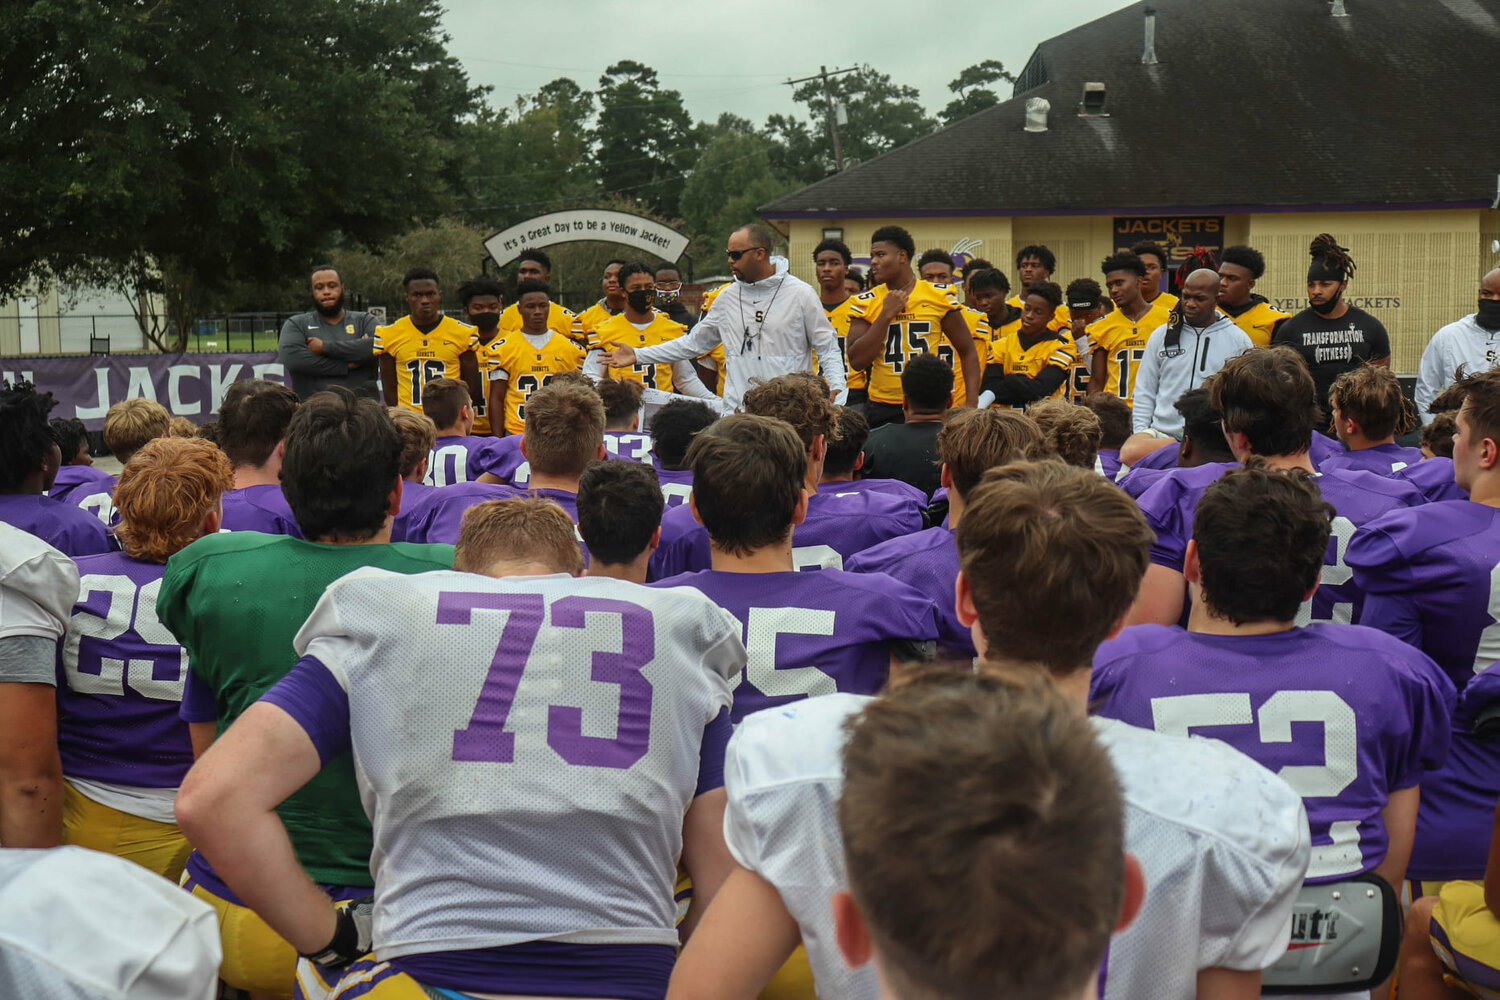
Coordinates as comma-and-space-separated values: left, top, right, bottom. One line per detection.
784, 66, 859, 170
456, 54, 785, 80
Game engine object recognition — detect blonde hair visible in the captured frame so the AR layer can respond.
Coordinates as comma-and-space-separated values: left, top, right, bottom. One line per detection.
1027, 399, 1103, 470
454, 498, 584, 576
113, 437, 234, 562
103, 398, 171, 464
389, 407, 438, 478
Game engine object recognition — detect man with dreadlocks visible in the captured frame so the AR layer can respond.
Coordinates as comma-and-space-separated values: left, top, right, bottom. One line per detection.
1274, 234, 1391, 423
1129, 255, 1254, 437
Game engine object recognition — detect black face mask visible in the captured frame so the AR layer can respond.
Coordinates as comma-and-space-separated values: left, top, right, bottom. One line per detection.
471, 312, 500, 332
1477, 299, 1500, 331
627, 289, 655, 314
1310, 290, 1343, 316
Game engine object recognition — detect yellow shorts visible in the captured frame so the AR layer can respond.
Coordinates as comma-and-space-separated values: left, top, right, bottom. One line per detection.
184, 875, 297, 999
1407, 878, 1451, 909
1430, 879, 1500, 999
760, 945, 816, 1000
62, 781, 192, 884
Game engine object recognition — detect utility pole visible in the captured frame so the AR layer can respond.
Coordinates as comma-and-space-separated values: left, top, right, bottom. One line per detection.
785, 65, 859, 170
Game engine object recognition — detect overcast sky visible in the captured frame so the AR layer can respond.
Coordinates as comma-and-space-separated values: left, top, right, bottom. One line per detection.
440, 0, 1134, 125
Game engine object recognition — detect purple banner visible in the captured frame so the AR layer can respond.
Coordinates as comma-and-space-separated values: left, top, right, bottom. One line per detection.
0, 353, 287, 430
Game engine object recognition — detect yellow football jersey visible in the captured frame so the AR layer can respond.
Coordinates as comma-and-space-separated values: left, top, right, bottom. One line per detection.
950, 306, 992, 406
851, 281, 962, 405
1223, 300, 1289, 347
1086, 303, 1173, 405
468, 332, 502, 434
373, 315, 473, 412
573, 301, 622, 342
497, 300, 577, 341
478, 331, 586, 434
988, 328, 1079, 411
591, 312, 688, 392
1146, 290, 1179, 312
699, 283, 730, 315
1007, 294, 1071, 332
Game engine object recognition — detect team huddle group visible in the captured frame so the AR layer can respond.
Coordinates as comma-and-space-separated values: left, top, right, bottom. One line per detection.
6, 221, 1500, 1000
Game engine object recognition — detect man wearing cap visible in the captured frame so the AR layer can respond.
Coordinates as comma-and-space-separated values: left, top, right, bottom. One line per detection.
1273, 234, 1389, 422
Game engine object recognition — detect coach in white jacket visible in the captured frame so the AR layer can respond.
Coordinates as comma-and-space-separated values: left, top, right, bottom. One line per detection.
1131, 269, 1254, 437
602, 224, 846, 409
1416, 268, 1500, 423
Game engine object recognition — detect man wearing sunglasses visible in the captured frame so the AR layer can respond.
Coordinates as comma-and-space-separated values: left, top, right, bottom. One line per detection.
602, 224, 846, 409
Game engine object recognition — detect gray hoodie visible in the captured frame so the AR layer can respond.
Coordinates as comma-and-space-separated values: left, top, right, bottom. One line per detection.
1130, 314, 1254, 437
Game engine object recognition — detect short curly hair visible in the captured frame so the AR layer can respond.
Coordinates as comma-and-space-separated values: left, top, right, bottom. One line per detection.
113, 437, 234, 562
741, 372, 837, 452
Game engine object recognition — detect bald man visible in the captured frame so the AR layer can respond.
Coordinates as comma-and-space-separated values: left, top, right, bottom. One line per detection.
1417, 267, 1500, 423
1130, 269, 1255, 436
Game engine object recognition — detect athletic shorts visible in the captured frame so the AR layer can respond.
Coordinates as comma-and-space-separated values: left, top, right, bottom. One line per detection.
62, 781, 191, 884
1430, 879, 1500, 999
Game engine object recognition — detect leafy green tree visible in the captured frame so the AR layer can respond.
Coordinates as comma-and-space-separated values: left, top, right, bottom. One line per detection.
940, 60, 1015, 124
1, 0, 482, 350
332, 218, 491, 316
787, 65, 936, 168
679, 118, 797, 273
592, 61, 701, 218
461, 78, 598, 229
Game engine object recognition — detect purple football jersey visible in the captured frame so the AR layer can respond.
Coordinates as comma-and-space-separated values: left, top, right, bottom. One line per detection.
57, 552, 194, 788
0, 493, 111, 557
656, 467, 694, 509
1130, 443, 1180, 471
844, 477, 928, 506
47, 465, 113, 505
1319, 441, 1423, 477
391, 480, 436, 543
1396, 457, 1466, 503
846, 526, 972, 658
1097, 449, 1123, 481
1349, 500, 1500, 878
1091, 624, 1453, 883
425, 435, 508, 487
649, 486, 924, 579
400, 481, 523, 545
220, 484, 302, 538
1138, 462, 1422, 623
470, 434, 529, 486
653, 568, 939, 722
63, 473, 119, 526
604, 431, 655, 464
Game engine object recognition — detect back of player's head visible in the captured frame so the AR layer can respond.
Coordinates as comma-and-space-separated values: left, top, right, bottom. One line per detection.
454, 498, 584, 577
421, 377, 472, 430
839, 670, 1125, 1000
1100, 251, 1146, 279
823, 406, 870, 478
457, 275, 505, 306
961, 257, 994, 278
280, 388, 401, 542
1077, 393, 1131, 449
1193, 465, 1333, 625
1328, 364, 1417, 441
167, 416, 198, 438
517, 248, 552, 273
1028, 400, 1102, 470
616, 260, 654, 289
1015, 244, 1056, 273
965, 267, 1011, 297
1022, 281, 1063, 310
1423, 410, 1457, 458
1173, 388, 1232, 460
937, 409, 1044, 499
957, 461, 1152, 673
388, 407, 437, 479
901, 353, 955, 414
686, 414, 805, 555
103, 398, 171, 466
917, 248, 955, 270
814, 238, 852, 265
0, 381, 59, 491
1128, 240, 1168, 270
523, 382, 605, 477
49, 418, 89, 463
741, 372, 837, 453
402, 267, 439, 289
215, 379, 299, 468
1219, 245, 1267, 279
1209, 347, 1318, 456
595, 377, 644, 430
113, 437, 234, 563
1429, 377, 1468, 416
1456, 368, 1500, 448
650, 399, 718, 469
871, 225, 916, 260
577, 459, 663, 566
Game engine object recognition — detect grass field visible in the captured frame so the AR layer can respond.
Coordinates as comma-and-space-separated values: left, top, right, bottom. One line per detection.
184, 329, 283, 354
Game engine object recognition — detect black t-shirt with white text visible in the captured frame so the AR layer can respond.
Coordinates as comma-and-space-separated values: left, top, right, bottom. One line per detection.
1272, 304, 1391, 415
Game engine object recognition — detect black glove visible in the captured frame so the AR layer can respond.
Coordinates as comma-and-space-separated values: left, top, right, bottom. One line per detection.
300, 895, 374, 969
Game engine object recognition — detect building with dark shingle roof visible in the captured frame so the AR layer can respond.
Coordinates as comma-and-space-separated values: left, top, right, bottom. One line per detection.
760, 0, 1500, 370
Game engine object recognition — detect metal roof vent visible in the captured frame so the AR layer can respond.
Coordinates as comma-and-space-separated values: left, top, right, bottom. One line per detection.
1142, 6, 1159, 64
1079, 82, 1108, 116
1024, 97, 1051, 132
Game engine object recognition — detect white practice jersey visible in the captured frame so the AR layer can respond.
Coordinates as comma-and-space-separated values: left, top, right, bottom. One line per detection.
1094, 717, 1311, 1000
0, 522, 80, 642
724, 693, 878, 1000
0, 846, 220, 999
293, 568, 745, 958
